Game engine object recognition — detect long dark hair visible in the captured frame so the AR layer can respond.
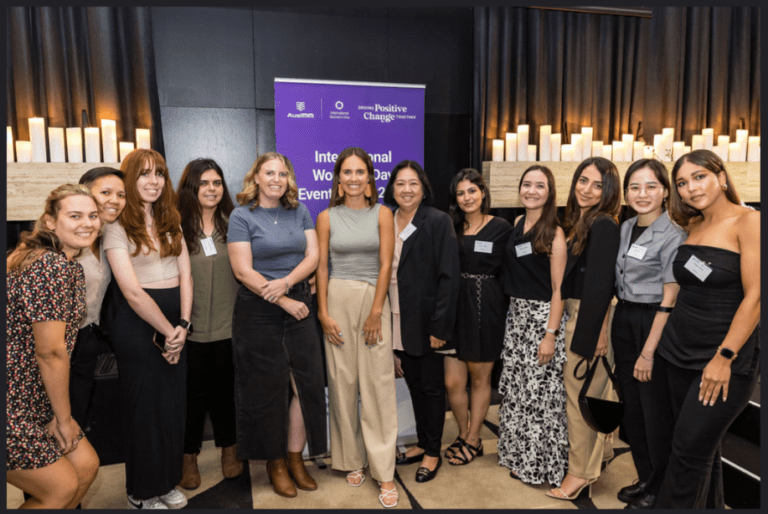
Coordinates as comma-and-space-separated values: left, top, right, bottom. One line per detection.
668, 149, 741, 229
519, 165, 559, 255
562, 157, 621, 255
448, 168, 490, 244
328, 147, 378, 208
177, 158, 235, 255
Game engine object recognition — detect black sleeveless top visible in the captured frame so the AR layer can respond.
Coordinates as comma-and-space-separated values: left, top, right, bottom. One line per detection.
657, 245, 760, 376
501, 215, 552, 301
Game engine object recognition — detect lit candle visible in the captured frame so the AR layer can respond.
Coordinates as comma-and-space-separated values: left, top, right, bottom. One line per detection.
612, 141, 625, 162
736, 129, 748, 161
16, 140, 31, 162
550, 134, 561, 161
28, 117, 47, 162
7, 126, 13, 163
48, 127, 66, 162
505, 133, 517, 161
85, 127, 101, 163
622, 134, 634, 161
633, 141, 644, 161
591, 141, 603, 158
581, 127, 593, 159
653, 134, 664, 161
728, 142, 741, 162
492, 139, 504, 162
539, 125, 551, 161
560, 144, 573, 162
672, 141, 685, 161
701, 128, 714, 150
713, 144, 728, 162
602, 145, 612, 160
747, 136, 760, 162
643, 145, 654, 159
717, 135, 730, 148
517, 125, 529, 161
136, 128, 151, 149
66, 128, 83, 163
662, 133, 674, 162
571, 134, 583, 162
101, 119, 118, 163
683, 146, 690, 154
662, 127, 675, 138
119, 142, 135, 162
528, 144, 537, 161
691, 135, 704, 151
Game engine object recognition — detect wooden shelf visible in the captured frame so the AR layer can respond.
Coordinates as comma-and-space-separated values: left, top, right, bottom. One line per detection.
482, 161, 761, 208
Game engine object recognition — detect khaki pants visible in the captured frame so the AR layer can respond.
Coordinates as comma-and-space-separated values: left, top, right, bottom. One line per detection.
325, 278, 397, 482
563, 298, 616, 480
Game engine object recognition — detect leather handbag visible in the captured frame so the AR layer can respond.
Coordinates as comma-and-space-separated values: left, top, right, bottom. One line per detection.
576, 355, 624, 434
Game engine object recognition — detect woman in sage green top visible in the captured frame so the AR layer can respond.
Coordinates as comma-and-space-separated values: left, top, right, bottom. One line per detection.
176, 158, 241, 489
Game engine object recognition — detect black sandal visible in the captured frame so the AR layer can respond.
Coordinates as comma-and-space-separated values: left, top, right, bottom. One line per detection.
444, 437, 465, 459
448, 438, 483, 466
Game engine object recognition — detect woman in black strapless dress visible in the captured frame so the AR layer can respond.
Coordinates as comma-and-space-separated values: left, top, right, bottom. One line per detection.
643, 149, 760, 509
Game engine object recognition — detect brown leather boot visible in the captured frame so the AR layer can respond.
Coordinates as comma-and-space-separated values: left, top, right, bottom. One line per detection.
221, 444, 244, 479
266, 459, 297, 498
179, 453, 201, 490
285, 452, 318, 491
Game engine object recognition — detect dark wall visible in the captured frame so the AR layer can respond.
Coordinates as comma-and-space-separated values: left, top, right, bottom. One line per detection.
151, 6, 472, 212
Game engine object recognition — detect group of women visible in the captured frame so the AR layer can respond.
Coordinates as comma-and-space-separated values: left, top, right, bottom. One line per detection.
6, 146, 759, 510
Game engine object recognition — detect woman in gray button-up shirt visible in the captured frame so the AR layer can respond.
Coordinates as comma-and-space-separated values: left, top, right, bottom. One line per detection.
611, 158, 686, 508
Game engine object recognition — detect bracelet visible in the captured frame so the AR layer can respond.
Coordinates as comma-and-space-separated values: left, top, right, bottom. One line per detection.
657, 306, 674, 313
638, 353, 654, 362
283, 277, 291, 293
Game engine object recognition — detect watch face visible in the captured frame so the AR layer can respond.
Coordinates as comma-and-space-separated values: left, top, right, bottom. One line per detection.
719, 347, 735, 359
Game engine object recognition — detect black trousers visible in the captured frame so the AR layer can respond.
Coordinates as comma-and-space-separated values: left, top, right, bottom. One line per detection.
395, 349, 446, 457
610, 302, 655, 483
644, 353, 759, 508
69, 324, 113, 429
183, 339, 237, 454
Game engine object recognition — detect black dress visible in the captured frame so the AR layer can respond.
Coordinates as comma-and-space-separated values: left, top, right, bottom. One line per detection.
454, 216, 513, 362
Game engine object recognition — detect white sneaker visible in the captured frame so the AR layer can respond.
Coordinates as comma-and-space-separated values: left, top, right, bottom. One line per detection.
127, 495, 169, 509
158, 488, 188, 509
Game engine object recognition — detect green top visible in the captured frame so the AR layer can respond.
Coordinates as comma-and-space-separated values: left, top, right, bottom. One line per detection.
188, 227, 238, 342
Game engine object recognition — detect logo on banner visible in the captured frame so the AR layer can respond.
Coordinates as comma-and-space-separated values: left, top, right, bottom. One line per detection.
330, 99, 350, 120
288, 101, 314, 119
335, 101, 344, 110
296, 102, 306, 112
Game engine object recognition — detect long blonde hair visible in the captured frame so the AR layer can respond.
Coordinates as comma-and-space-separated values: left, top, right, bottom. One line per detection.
236, 152, 300, 210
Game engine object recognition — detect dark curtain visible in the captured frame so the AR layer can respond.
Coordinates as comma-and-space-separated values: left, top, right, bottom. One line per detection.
6, 6, 164, 155
472, 6, 760, 167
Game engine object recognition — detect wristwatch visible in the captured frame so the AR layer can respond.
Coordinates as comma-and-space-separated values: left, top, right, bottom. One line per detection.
716, 346, 737, 360
178, 319, 194, 334
545, 328, 560, 337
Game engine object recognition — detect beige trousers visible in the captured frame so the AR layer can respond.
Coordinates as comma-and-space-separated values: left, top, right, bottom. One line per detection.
325, 278, 397, 482
563, 298, 616, 480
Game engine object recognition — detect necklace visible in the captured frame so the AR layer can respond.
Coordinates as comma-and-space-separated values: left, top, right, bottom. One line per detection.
264, 206, 280, 224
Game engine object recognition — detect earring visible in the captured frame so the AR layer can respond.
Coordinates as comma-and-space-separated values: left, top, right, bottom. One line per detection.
364, 184, 372, 199
722, 184, 728, 191
338, 184, 345, 198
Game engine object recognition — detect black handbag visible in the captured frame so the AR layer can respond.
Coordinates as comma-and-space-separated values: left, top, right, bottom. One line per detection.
576, 355, 624, 434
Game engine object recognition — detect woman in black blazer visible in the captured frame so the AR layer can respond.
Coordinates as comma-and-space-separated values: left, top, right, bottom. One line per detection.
384, 160, 461, 483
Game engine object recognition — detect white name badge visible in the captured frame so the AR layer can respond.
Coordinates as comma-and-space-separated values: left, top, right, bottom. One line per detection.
201, 237, 217, 257
627, 244, 648, 260
399, 222, 417, 241
474, 240, 493, 253
684, 254, 712, 282
515, 242, 533, 257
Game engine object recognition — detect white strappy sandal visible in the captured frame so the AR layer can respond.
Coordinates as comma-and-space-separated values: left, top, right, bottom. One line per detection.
378, 485, 399, 508
346, 469, 365, 487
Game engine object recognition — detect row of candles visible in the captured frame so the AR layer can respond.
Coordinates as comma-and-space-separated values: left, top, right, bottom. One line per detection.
491, 125, 761, 163
7, 118, 151, 163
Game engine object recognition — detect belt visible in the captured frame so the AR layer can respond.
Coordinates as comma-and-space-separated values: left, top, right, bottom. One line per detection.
617, 298, 660, 310
461, 273, 496, 280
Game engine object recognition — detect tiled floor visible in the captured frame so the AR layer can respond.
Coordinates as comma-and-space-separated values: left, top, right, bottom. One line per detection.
6, 405, 635, 509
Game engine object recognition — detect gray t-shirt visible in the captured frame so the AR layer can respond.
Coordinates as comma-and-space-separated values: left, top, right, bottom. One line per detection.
227, 202, 314, 280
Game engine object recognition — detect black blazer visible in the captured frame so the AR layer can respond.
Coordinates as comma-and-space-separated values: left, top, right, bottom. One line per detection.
561, 214, 620, 359
395, 203, 461, 357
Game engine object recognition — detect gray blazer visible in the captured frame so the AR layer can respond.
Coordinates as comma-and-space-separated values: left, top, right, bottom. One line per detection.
615, 211, 687, 303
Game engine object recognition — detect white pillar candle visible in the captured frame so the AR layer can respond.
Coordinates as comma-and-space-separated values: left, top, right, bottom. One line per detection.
517, 125, 529, 161
66, 128, 83, 163
683, 146, 691, 154
728, 142, 741, 162
85, 127, 101, 163
539, 125, 551, 161
136, 128, 151, 149
101, 119, 118, 163
717, 135, 730, 148
571, 134, 583, 162
505, 133, 517, 161
643, 145, 655, 159
622, 134, 634, 161
747, 136, 760, 162
672, 141, 686, 161
691, 134, 704, 150
736, 129, 748, 161
581, 127, 593, 159
662, 133, 674, 161
119, 142, 135, 162
653, 134, 664, 160
713, 144, 728, 161
48, 127, 66, 162
612, 141, 625, 162
591, 140, 603, 158
702, 128, 714, 150
560, 144, 573, 162
550, 134, 561, 161
492, 139, 504, 162
662, 127, 675, 139
633, 141, 644, 161
28, 117, 47, 162
528, 144, 537, 161
7, 126, 14, 163
16, 140, 31, 162
602, 145, 613, 160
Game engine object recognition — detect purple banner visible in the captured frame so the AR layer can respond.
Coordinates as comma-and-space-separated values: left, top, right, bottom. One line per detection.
274, 79, 425, 221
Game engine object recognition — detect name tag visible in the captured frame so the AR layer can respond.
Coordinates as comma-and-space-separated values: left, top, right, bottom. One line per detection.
515, 242, 533, 257
684, 254, 712, 282
627, 244, 648, 260
474, 241, 493, 253
399, 223, 417, 241
201, 237, 217, 257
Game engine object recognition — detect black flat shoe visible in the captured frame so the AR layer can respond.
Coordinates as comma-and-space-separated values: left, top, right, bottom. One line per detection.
617, 481, 647, 503
625, 493, 656, 509
509, 470, 521, 481
396, 450, 425, 465
415, 456, 442, 483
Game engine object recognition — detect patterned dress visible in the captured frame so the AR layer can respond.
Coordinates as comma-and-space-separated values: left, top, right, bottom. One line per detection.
6, 251, 86, 470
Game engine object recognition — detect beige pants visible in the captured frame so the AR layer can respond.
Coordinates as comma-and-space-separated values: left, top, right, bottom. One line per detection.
563, 298, 616, 480
325, 278, 397, 482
